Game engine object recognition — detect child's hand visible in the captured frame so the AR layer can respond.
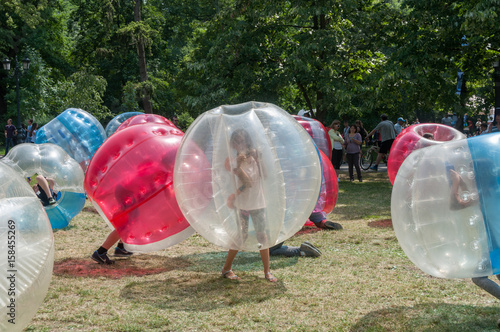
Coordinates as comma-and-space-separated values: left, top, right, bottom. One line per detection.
227, 193, 236, 209
236, 153, 246, 165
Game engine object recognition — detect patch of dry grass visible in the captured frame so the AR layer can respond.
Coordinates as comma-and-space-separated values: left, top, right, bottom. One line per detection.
26, 170, 500, 331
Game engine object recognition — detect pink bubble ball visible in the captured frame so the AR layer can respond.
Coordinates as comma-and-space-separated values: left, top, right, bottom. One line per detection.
116, 114, 176, 133
387, 123, 466, 184
84, 123, 194, 252
293, 115, 332, 160
318, 150, 338, 214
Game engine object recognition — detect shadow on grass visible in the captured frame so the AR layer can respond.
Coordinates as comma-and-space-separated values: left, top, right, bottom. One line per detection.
53, 224, 77, 232
350, 303, 500, 331
53, 254, 191, 279
120, 273, 287, 311
82, 205, 99, 214
180, 250, 301, 273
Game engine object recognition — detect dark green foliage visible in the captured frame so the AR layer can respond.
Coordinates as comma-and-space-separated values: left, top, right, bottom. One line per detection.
1, 0, 499, 128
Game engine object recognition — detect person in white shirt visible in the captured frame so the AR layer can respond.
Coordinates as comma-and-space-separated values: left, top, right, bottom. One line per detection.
328, 120, 345, 172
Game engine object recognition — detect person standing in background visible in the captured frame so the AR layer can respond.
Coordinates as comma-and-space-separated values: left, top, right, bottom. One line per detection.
345, 125, 363, 182
26, 119, 33, 143
366, 114, 396, 171
30, 123, 38, 143
4, 118, 17, 155
328, 120, 344, 176
442, 114, 453, 126
394, 117, 405, 136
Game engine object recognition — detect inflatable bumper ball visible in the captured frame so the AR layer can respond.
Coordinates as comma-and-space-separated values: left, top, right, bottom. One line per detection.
1, 143, 86, 229
318, 150, 338, 215
391, 133, 500, 278
174, 101, 322, 251
116, 114, 176, 133
34, 108, 106, 171
105, 111, 143, 137
0, 162, 54, 332
85, 123, 195, 253
293, 115, 332, 160
388, 123, 466, 184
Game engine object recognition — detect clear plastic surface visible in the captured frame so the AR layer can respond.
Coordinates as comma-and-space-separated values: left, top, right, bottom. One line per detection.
174, 101, 322, 251
1, 143, 85, 229
391, 134, 500, 278
105, 112, 144, 137
0, 162, 54, 332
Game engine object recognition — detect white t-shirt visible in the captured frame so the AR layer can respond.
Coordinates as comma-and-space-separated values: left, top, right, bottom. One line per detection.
234, 155, 265, 210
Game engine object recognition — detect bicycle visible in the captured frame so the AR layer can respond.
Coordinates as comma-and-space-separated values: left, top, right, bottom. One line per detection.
360, 144, 389, 170
361, 145, 379, 170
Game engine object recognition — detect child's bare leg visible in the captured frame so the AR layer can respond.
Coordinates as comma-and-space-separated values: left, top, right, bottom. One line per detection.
101, 230, 121, 250
36, 175, 53, 198
222, 249, 240, 279
260, 249, 277, 282
46, 177, 55, 191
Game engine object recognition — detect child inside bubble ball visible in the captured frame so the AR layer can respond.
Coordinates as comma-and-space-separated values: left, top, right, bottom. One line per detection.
444, 158, 500, 300
222, 128, 277, 282
31, 175, 57, 206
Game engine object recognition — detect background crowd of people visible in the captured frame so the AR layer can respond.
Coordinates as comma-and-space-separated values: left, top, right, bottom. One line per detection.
321, 111, 499, 176
3, 117, 37, 157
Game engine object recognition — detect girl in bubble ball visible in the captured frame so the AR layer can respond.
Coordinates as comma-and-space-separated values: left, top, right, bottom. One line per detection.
221, 128, 277, 282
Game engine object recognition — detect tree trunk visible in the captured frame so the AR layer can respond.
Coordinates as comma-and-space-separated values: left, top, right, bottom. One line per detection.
134, 0, 152, 113
297, 80, 313, 114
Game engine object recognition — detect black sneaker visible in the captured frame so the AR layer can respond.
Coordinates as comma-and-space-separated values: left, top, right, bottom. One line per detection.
324, 221, 343, 230
114, 247, 133, 257
303, 241, 322, 255
48, 197, 56, 205
300, 243, 322, 257
91, 251, 115, 265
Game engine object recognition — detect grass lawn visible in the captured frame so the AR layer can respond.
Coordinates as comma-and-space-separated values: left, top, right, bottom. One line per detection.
27, 169, 500, 331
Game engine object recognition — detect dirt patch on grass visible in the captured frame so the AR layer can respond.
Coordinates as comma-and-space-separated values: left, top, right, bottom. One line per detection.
54, 255, 191, 279
368, 219, 393, 228
296, 226, 322, 235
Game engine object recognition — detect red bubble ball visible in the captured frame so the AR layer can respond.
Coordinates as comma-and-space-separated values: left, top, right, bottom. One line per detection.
116, 114, 176, 133
293, 115, 332, 160
318, 150, 338, 214
387, 123, 466, 184
84, 123, 194, 251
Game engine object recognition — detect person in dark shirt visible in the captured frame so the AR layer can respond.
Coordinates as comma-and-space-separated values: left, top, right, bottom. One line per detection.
4, 118, 17, 155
